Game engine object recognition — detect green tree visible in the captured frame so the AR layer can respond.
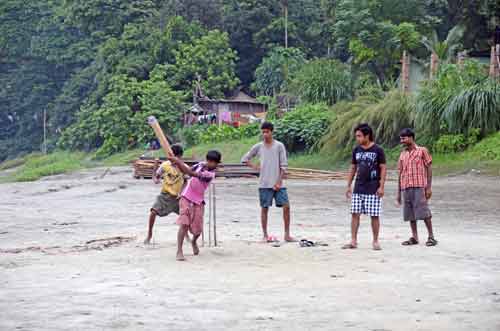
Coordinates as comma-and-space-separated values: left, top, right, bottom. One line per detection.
290, 59, 353, 105
421, 25, 465, 62
253, 47, 306, 96
166, 30, 240, 98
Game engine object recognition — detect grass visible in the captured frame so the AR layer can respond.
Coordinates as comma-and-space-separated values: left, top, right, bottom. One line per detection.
13, 151, 90, 182
184, 137, 260, 163
0, 156, 29, 170
2, 132, 499, 182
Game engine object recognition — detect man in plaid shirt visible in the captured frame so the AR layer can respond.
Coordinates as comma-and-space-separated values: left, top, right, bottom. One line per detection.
397, 128, 438, 247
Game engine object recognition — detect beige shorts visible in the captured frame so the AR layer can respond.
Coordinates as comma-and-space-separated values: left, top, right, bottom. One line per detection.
402, 188, 432, 221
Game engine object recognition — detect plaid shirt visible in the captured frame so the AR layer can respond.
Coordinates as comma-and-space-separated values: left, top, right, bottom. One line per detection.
398, 146, 432, 190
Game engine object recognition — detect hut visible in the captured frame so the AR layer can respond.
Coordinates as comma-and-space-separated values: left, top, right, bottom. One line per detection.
185, 86, 267, 126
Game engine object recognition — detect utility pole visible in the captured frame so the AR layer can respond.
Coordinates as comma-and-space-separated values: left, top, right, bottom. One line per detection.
283, 0, 288, 49
42, 108, 47, 154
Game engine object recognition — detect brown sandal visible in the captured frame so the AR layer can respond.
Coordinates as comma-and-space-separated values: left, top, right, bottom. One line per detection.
402, 237, 419, 246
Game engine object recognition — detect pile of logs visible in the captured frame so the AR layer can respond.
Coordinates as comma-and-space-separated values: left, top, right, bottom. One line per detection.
133, 158, 347, 180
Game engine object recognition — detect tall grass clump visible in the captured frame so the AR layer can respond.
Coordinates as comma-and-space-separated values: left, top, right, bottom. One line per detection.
416, 60, 494, 139
320, 90, 415, 158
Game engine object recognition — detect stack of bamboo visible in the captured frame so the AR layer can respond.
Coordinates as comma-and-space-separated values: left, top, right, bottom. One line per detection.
132, 159, 348, 180
287, 167, 348, 180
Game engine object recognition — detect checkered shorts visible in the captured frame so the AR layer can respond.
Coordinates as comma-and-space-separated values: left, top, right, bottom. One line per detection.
351, 194, 382, 216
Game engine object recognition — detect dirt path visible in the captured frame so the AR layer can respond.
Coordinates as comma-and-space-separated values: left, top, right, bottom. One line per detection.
1, 167, 499, 330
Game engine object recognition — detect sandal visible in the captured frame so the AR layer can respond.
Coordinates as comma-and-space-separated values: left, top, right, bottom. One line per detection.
300, 239, 315, 247
402, 237, 419, 246
426, 237, 438, 246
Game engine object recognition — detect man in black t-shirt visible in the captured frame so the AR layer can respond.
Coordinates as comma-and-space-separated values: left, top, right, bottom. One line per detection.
344, 124, 387, 250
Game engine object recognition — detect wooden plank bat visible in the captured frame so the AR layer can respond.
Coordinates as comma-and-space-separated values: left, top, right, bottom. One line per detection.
147, 116, 173, 157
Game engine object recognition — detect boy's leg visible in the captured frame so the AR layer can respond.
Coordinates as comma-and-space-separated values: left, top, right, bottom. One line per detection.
283, 204, 294, 241
144, 210, 157, 244
371, 216, 381, 250
261, 207, 269, 240
410, 221, 419, 242
350, 213, 360, 247
177, 224, 189, 261
191, 234, 200, 255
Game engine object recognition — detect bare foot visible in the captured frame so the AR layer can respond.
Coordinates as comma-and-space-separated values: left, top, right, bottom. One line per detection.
143, 237, 151, 245
341, 243, 357, 249
176, 252, 186, 261
372, 242, 382, 250
192, 241, 199, 255
284, 236, 297, 242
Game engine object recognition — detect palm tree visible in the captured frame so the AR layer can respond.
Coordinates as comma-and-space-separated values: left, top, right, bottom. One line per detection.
422, 25, 465, 62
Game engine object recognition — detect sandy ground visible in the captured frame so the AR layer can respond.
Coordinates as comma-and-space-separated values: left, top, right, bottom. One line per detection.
1, 166, 500, 331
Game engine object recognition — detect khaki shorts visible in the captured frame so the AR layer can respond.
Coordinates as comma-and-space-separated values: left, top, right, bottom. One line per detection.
402, 188, 432, 222
151, 193, 180, 217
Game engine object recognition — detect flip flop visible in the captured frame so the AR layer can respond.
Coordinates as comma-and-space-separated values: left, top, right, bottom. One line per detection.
402, 237, 419, 246
341, 243, 357, 249
426, 237, 438, 246
299, 239, 315, 247
372, 243, 382, 250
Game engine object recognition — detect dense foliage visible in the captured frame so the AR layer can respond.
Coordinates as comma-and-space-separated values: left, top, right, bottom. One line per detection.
1, 0, 498, 161
321, 91, 415, 157
416, 60, 498, 140
290, 59, 353, 105
274, 103, 332, 153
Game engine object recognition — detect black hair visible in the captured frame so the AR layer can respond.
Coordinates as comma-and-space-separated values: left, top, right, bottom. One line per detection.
206, 150, 222, 163
261, 122, 274, 131
171, 144, 184, 157
354, 123, 374, 142
399, 128, 415, 139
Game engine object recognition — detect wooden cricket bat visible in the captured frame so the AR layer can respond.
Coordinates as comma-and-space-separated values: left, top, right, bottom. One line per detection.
147, 116, 173, 157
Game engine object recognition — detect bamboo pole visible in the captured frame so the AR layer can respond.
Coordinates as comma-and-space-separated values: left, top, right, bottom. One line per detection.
213, 183, 217, 247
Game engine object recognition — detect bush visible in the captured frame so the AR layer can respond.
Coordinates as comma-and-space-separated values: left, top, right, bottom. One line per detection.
273, 103, 332, 152
416, 60, 494, 139
433, 134, 466, 153
176, 125, 208, 147
290, 59, 353, 106
320, 90, 415, 158
199, 124, 260, 144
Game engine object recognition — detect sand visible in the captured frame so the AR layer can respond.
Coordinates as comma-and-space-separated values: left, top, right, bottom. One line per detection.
1, 166, 500, 331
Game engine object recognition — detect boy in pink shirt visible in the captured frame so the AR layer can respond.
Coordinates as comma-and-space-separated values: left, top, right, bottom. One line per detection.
167, 150, 222, 261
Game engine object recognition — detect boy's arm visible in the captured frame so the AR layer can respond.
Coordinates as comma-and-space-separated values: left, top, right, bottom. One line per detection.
274, 144, 288, 190
153, 163, 165, 184
168, 157, 199, 178
241, 144, 260, 170
377, 164, 387, 197
346, 164, 357, 199
377, 148, 387, 197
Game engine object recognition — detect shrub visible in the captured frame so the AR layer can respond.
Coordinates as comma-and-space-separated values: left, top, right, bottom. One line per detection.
273, 103, 332, 152
176, 125, 208, 147
433, 134, 466, 153
320, 90, 415, 158
290, 59, 353, 106
416, 60, 493, 139
199, 124, 260, 144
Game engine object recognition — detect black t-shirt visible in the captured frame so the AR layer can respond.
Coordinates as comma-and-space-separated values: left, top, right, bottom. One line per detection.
352, 144, 386, 195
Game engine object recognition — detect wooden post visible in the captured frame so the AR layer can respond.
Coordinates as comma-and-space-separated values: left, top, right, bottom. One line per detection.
490, 46, 496, 78
430, 52, 438, 79
42, 108, 47, 154
213, 183, 217, 247
401, 51, 410, 93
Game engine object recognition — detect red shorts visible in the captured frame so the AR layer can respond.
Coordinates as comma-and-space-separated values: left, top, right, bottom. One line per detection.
176, 197, 204, 235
